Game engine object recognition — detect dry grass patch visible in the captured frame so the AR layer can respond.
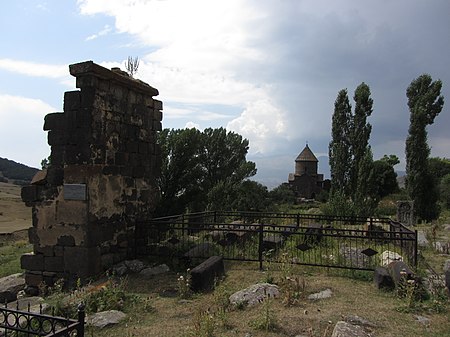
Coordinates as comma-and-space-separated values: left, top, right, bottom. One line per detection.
83, 261, 449, 337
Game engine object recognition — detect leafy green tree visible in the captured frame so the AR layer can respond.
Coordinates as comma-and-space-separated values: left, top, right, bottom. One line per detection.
405, 74, 444, 221
156, 127, 257, 215
269, 184, 296, 205
371, 155, 399, 200
429, 157, 450, 181
156, 128, 204, 215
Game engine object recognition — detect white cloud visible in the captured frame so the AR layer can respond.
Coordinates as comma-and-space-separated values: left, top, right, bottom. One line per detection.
85, 24, 112, 41
185, 122, 201, 130
0, 59, 68, 79
77, 0, 287, 154
0, 94, 54, 168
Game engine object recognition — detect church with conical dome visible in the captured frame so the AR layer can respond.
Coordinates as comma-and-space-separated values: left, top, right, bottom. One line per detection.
287, 144, 329, 200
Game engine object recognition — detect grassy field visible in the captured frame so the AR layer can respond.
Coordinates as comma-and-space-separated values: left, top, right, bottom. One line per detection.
73, 260, 449, 337
0, 182, 31, 233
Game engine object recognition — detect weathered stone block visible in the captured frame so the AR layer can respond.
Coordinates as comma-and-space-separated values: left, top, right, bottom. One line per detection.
63, 91, 81, 111
373, 266, 395, 290
64, 246, 101, 279
47, 130, 67, 146
190, 256, 225, 292
25, 271, 43, 287
387, 260, 414, 284
154, 99, 163, 110
44, 256, 64, 272
56, 200, 87, 225
21, 185, 38, 202
21, 253, 44, 271
57, 235, 75, 246
44, 113, 65, 131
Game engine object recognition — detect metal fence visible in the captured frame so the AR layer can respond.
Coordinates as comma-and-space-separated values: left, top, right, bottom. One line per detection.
135, 211, 418, 271
0, 302, 84, 337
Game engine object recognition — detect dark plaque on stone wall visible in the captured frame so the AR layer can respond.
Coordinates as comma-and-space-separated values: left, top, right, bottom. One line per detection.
64, 184, 87, 201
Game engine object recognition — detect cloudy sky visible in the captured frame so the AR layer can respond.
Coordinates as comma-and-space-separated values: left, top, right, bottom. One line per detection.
1, 0, 449, 188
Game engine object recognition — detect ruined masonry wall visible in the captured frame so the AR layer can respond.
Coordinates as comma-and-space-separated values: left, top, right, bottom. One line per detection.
21, 61, 162, 287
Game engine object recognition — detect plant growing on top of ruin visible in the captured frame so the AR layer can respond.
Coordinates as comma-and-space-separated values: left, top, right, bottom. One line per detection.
125, 56, 140, 77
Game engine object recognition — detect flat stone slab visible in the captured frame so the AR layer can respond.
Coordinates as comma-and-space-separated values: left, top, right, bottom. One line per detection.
0, 273, 25, 303
86, 310, 127, 328
308, 288, 332, 300
140, 264, 170, 277
417, 230, 429, 247
331, 321, 372, 337
229, 283, 279, 307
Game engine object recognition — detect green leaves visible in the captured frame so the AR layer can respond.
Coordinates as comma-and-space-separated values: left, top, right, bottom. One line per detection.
156, 127, 257, 215
405, 74, 444, 221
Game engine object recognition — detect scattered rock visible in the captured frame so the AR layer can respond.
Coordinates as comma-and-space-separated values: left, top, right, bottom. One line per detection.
124, 259, 146, 273
387, 261, 413, 285
373, 266, 395, 290
380, 250, 403, 267
308, 288, 333, 300
442, 224, 450, 231
331, 321, 372, 337
112, 259, 148, 276
10, 296, 49, 313
417, 231, 429, 247
184, 242, 216, 259
444, 259, 450, 292
0, 273, 26, 303
140, 264, 170, 277
414, 315, 430, 326
86, 310, 127, 328
229, 283, 279, 307
344, 315, 378, 328
433, 241, 450, 254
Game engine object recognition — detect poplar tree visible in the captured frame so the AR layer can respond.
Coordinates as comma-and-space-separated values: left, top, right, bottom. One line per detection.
328, 84, 375, 217
351, 83, 375, 215
329, 89, 352, 198
405, 74, 444, 221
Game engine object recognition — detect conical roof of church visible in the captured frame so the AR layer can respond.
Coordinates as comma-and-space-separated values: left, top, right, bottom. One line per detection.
295, 144, 318, 162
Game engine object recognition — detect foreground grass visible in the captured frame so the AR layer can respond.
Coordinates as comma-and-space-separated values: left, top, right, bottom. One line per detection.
79, 261, 449, 337
0, 239, 32, 277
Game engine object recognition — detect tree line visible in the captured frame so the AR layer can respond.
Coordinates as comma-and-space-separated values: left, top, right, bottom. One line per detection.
328, 74, 445, 222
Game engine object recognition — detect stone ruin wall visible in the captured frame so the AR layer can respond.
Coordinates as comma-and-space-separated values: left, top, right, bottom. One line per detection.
21, 61, 162, 288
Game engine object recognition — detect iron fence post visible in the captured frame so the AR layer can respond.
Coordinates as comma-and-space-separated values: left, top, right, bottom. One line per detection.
258, 223, 264, 270
77, 303, 85, 337
414, 229, 418, 268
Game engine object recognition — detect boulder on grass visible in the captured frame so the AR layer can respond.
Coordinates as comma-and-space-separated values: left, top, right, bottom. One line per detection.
0, 273, 25, 303
229, 283, 279, 307
86, 310, 126, 329
331, 321, 372, 337
373, 266, 395, 290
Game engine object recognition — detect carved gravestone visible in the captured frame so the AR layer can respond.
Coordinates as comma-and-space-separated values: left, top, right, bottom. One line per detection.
21, 61, 162, 287
396, 201, 415, 226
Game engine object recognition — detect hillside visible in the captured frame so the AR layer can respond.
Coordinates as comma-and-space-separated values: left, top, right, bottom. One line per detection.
0, 182, 31, 233
0, 157, 39, 185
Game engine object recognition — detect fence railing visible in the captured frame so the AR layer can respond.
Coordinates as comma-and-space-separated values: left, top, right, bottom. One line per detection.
135, 211, 417, 271
0, 302, 85, 337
